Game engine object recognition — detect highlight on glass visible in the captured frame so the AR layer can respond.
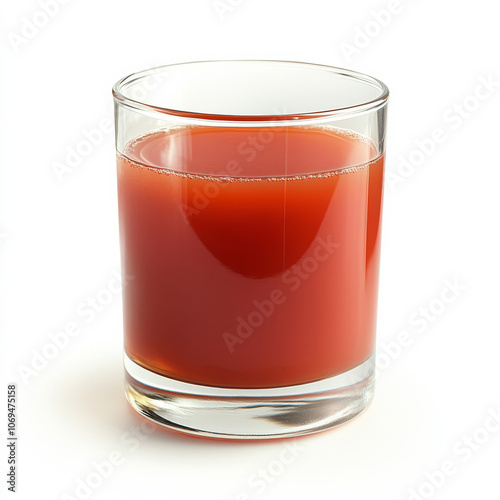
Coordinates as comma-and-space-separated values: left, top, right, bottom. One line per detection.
112, 60, 389, 439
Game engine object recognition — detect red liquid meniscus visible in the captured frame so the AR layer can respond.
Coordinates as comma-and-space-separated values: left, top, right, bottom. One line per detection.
117, 125, 384, 388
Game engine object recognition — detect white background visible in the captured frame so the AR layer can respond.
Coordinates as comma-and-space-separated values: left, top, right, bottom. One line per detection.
1, 1, 499, 499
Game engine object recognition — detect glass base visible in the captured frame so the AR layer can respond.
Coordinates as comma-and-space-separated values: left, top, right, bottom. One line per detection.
124, 354, 375, 439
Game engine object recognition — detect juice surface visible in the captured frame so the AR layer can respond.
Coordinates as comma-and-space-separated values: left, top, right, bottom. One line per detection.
117, 125, 384, 388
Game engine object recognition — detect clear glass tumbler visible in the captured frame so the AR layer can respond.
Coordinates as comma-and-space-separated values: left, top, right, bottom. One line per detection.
112, 60, 389, 439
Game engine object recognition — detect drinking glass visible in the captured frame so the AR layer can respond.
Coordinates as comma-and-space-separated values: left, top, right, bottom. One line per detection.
112, 60, 389, 439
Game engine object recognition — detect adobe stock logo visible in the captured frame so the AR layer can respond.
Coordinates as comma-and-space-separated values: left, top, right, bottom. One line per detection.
7, 0, 73, 53
339, 0, 411, 62
181, 129, 274, 217
60, 420, 156, 500
17, 270, 133, 384
387, 74, 499, 191
231, 442, 306, 499
222, 236, 339, 353
52, 119, 113, 182
52, 72, 163, 182
407, 405, 500, 500
375, 277, 466, 377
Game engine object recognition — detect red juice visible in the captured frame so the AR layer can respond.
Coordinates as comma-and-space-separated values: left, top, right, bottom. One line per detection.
117, 125, 384, 389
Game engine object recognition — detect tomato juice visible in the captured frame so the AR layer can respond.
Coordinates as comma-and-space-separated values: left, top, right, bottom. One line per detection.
117, 125, 384, 388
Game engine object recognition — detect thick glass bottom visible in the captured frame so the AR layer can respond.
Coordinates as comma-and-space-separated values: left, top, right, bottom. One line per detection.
124, 354, 374, 439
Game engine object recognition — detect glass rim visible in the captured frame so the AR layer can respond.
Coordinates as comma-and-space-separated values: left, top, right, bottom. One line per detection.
112, 60, 389, 123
